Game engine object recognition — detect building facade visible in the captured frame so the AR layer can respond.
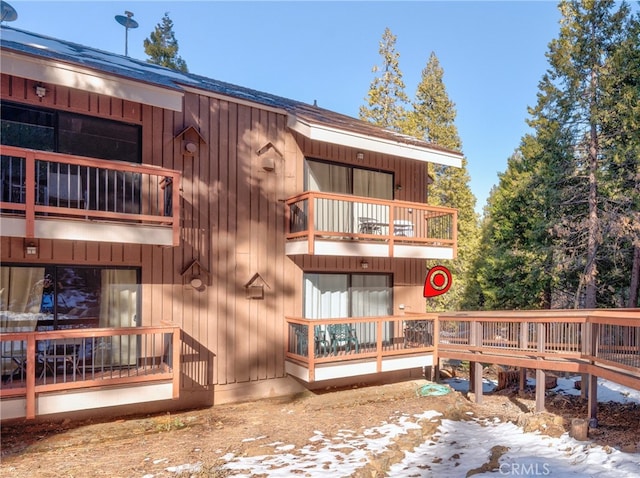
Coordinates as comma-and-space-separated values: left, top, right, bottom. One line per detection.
0, 26, 461, 418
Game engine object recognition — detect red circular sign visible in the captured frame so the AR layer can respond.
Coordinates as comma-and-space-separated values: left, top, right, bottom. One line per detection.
424, 265, 452, 298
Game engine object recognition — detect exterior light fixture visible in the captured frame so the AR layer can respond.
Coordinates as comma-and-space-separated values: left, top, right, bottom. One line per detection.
35, 84, 47, 98
26, 243, 37, 255
360, 260, 369, 269
356, 152, 364, 161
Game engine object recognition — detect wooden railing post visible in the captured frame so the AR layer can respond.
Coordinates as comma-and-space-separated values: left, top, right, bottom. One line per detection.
25, 333, 36, 419
24, 151, 36, 238
172, 327, 181, 399
535, 322, 546, 412
469, 320, 483, 404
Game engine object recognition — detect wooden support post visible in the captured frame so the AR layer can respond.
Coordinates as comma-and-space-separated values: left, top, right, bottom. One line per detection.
588, 373, 598, 427
472, 360, 483, 404
519, 367, 527, 392
580, 373, 589, 399
535, 368, 546, 412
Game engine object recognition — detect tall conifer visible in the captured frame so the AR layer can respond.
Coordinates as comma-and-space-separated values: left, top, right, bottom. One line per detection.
359, 28, 409, 130
144, 13, 188, 72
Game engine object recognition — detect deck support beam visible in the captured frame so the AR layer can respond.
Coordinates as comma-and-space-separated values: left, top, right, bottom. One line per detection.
588, 373, 598, 426
470, 360, 483, 404
535, 368, 545, 412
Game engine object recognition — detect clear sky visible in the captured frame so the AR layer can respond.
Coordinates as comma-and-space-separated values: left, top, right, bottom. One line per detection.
5, 1, 563, 214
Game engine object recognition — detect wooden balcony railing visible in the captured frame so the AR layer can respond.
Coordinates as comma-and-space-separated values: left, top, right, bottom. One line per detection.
285, 191, 457, 258
0, 145, 181, 246
285, 314, 438, 381
0, 325, 181, 419
286, 310, 639, 390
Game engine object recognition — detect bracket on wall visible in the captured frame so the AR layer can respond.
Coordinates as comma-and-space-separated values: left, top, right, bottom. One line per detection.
244, 273, 271, 300
174, 125, 207, 157
181, 259, 210, 290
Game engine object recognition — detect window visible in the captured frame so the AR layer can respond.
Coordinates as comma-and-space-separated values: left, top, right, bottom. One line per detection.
0, 265, 140, 331
305, 159, 394, 234
0, 102, 141, 163
305, 159, 393, 199
1, 102, 142, 213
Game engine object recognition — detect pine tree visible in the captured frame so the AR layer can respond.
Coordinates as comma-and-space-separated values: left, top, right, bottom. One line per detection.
359, 28, 409, 130
144, 13, 188, 72
469, 1, 639, 309
406, 53, 479, 311
525, 0, 637, 308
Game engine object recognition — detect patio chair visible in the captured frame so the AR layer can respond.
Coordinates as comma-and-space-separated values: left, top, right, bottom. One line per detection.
295, 326, 330, 357
328, 324, 359, 355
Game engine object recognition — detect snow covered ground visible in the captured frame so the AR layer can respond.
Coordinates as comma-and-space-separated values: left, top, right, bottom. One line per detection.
158, 377, 640, 477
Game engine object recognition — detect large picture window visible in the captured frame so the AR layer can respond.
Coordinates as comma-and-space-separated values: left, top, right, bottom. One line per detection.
0, 265, 140, 331
1, 102, 141, 163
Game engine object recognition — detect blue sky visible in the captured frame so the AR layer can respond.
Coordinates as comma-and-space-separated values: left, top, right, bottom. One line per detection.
6, 1, 563, 214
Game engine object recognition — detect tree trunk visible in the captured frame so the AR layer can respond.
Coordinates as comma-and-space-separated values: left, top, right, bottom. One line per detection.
584, 69, 599, 310
629, 245, 640, 308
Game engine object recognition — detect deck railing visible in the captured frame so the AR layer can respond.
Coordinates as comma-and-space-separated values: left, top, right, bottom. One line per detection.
285, 314, 437, 379
438, 310, 640, 389
285, 309, 639, 389
0, 145, 181, 245
285, 191, 457, 257
0, 326, 181, 419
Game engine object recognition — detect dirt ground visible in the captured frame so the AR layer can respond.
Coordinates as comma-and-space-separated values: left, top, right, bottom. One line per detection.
1, 376, 639, 477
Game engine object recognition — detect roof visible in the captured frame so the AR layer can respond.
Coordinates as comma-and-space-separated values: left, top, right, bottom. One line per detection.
0, 26, 463, 167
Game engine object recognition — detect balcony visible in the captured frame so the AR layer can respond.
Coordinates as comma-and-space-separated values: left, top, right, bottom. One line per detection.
285, 314, 437, 382
0, 145, 181, 246
285, 192, 457, 259
0, 325, 181, 419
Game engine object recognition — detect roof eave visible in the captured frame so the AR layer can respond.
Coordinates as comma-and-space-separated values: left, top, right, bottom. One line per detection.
287, 114, 463, 168
0, 49, 184, 112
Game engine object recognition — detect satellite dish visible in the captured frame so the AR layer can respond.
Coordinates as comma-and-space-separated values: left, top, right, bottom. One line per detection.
115, 10, 138, 56
1, 1, 18, 23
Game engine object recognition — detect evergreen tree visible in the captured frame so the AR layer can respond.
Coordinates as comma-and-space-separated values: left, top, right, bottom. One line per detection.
406, 53, 479, 311
359, 28, 409, 130
463, 151, 553, 310
468, 0, 639, 309
144, 13, 188, 72
525, 0, 637, 308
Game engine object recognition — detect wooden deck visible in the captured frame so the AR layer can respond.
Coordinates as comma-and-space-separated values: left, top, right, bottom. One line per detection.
285, 309, 640, 420
0, 325, 181, 419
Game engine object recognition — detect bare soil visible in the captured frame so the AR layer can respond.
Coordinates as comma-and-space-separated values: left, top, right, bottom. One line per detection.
1, 377, 638, 477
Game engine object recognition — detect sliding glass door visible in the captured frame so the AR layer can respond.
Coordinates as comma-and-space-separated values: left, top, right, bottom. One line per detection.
305, 159, 393, 234
304, 273, 393, 344
0, 265, 140, 368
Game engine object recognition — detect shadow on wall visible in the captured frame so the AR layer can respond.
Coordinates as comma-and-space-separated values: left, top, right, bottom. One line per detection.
179, 331, 215, 391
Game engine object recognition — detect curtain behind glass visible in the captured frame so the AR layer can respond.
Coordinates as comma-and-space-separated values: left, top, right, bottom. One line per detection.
306, 161, 350, 193
350, 275, 392, 317
353, 169, 393, 200
304, 274, 349, 318
0, 266, 45, 315
100, 269, 138, 365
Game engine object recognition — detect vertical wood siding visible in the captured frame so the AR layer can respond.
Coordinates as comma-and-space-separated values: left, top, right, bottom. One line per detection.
1, 75, 427, 388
